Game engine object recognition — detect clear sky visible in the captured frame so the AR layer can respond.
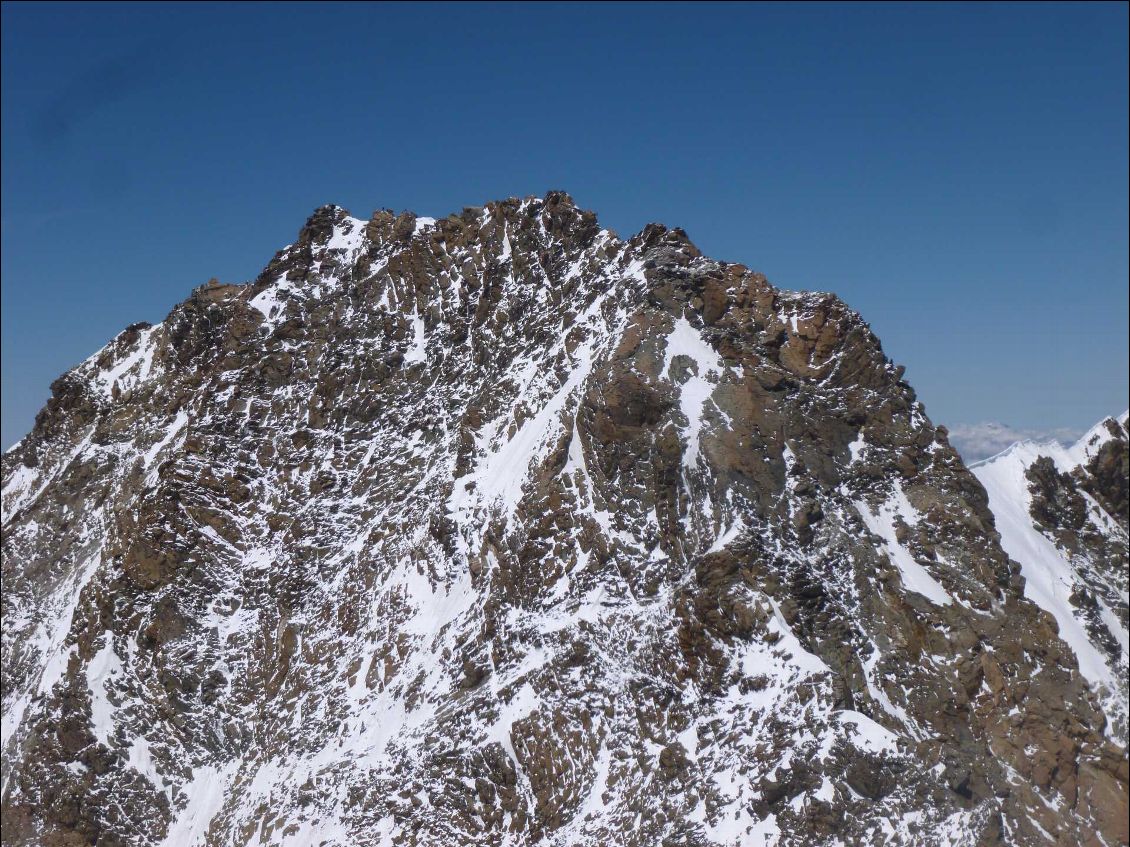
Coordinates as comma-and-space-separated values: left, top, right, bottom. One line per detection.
2, 2, 1127, 450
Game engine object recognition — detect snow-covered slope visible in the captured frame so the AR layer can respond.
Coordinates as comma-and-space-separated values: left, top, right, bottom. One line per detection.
972, 412, 1129, 741
2, 194, 1127, 846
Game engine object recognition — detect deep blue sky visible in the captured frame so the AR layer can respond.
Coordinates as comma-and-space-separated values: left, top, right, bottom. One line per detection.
3, 2, 1127, 449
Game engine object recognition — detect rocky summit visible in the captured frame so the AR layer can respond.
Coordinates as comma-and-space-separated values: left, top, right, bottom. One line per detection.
1, 192, 1126, 847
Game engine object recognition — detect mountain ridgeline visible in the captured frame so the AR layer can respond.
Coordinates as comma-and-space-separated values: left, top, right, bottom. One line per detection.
2, 193, 1126, 846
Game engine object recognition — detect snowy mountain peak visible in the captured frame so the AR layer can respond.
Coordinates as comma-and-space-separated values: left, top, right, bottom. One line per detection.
2, 194, 1126, 846
1070, 411, 1130, 467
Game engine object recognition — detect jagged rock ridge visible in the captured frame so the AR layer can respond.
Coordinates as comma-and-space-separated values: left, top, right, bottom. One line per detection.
2, 193, 1127, 846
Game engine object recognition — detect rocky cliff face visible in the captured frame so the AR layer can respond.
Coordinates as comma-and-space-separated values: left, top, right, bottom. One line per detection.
2, 193, 1126, 847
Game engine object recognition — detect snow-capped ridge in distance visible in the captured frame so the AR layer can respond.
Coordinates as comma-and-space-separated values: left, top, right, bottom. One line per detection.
972, 410, 1128, 744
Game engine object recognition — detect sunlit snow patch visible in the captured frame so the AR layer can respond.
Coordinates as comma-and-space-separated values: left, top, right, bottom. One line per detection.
855, 486, 952, 607
663, 316, 724, 468
85, 634, 123, 747
160, 762, 239, 847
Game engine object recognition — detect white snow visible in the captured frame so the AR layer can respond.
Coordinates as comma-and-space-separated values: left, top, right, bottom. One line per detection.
835, 709, 900, 754
160, 762, 238, 847
0, 463, 37, 524
855, 486, 952, 607
861, 646, 920, 741
708, 517, 746, 553
1065, 411, 1128, 467
403, 310, 427, 364
767, 598, 831, 676
143, 409, 190, 475
972, 441, 1123, 696
9, 197, 1120, 845
250, 272, 294, 324
662, 316, 723, 378
577, 739, 612, 818
93, 325, 159, 398
663, 317, 724, 469
85, 634, 123, 747
1, 431, 93, 524
448, 285, 620, 526
126, 737, 169, 796
2, 551, 102, 759
326, 216, 367, 253
484, 682, 539, 764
